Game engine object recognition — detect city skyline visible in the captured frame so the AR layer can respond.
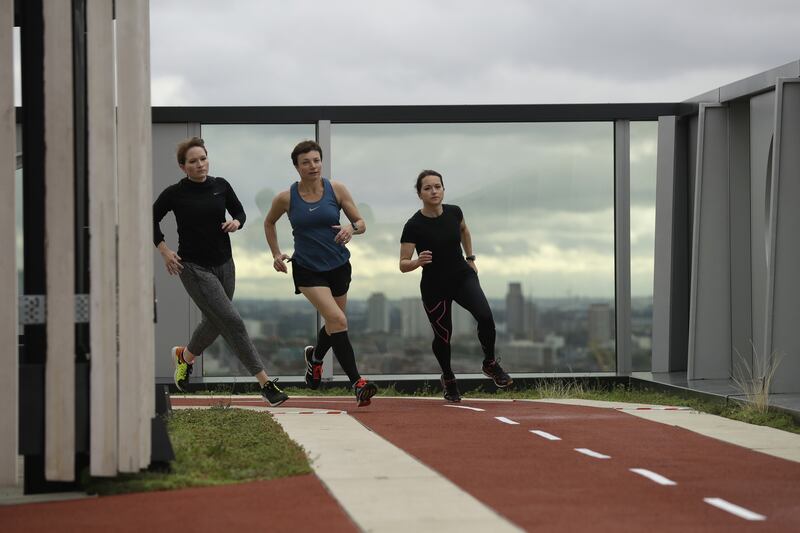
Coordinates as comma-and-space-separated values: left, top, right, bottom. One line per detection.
201, 279, 650, 378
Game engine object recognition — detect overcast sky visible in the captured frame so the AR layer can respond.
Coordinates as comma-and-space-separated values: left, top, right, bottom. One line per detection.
147, 0, 800, 106
138, 0, 800, 300
15, 1, 796, 300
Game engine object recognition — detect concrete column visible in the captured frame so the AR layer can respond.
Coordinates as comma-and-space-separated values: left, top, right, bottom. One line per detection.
43, 0, 76, 482
87, 0, 118, 477
116, 0, 154, 472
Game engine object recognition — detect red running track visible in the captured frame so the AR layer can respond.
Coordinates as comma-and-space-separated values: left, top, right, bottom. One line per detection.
4, 396, 799, 532
284, 396, 800, 532
0, 473, 357, 532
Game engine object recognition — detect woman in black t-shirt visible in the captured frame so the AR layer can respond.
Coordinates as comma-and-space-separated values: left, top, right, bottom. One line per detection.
399, 170, 512, 402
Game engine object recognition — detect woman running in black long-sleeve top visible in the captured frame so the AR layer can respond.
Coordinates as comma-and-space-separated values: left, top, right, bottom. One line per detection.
153, 136, 288, 406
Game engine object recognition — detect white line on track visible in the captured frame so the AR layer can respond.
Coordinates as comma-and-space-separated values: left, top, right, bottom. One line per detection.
495, 416, 520, 425
703, 498, 766, 521
574, 448, 611, 459
629, 468, 677, 486
530, 430, 561, 441
443, 405, 486, 412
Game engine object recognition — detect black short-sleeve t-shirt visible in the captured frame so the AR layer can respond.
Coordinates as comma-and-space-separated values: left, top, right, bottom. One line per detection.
400, 204, 473, 293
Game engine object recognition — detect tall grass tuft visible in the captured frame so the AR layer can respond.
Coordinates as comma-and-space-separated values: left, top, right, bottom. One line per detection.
732, 341, 784, 414
534, 379, 586, 399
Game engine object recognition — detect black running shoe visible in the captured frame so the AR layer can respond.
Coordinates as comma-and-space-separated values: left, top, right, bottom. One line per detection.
482, 358, 513, 388
261, 379, 289, 407
440, 375, 461, 403
304, 345, 323, 390
353, 378, 377, 407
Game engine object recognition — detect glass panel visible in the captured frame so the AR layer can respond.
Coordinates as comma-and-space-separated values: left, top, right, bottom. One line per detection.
197, 124, 316, 377
332, 122, 616, 374
629, 121, 658, 371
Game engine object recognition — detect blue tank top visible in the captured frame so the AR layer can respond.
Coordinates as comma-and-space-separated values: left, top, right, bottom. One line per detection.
288, 178, 350, 272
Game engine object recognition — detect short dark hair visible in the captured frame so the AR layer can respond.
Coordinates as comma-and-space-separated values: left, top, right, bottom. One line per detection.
291, 140, 323, 166
176, 136, 207, 165
415, 170, 443, 193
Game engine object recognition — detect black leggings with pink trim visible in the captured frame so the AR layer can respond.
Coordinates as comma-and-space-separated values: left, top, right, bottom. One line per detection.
421, 272, 496, 379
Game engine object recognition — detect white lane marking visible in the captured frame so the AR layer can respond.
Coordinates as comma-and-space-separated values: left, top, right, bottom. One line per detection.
530, 430, 561, 441
574, 448, 611, 459
630, 468, 677, 486
495, 416, 520, 425
443, 405, 486, 412
703, 498, 766, 521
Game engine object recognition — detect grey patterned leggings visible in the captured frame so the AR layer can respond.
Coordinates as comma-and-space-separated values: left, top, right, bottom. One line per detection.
179, 258, 265, 375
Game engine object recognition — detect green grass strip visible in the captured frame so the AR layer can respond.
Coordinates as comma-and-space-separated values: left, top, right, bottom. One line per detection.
84, 407, 311, 496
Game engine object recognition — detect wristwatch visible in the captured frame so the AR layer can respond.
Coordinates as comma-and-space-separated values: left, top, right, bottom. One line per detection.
465, 255, 476, 261
351, 222, 359, 232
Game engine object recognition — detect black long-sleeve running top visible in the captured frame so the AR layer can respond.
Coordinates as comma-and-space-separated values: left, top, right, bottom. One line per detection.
153, 176, 246, 267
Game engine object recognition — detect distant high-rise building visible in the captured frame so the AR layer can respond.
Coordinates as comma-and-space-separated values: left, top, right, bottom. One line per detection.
588, 303, 612, 345
524, 300, 538, 341
366, 292, 389, 333
401, 298, 429, 338
506, 282, 525, 338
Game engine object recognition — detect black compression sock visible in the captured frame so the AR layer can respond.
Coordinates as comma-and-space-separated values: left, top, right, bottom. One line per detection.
313, 326, 331, 362
329, 330, 361, 384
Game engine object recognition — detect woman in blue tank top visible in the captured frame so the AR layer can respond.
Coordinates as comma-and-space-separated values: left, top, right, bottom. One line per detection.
264, 140, 378, 406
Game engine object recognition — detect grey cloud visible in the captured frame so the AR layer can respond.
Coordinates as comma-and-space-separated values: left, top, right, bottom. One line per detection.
149, 1, 800, 106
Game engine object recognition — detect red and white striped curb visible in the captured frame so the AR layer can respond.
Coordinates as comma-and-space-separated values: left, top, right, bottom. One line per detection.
614, 406, 692, 411
273, 411, 346, 415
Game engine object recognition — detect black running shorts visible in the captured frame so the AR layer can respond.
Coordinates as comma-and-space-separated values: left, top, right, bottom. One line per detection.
291, 260, 352, 297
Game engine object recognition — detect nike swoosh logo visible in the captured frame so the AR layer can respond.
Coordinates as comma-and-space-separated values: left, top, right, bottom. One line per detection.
213, 191, 223, 196
309, 206, 320, 211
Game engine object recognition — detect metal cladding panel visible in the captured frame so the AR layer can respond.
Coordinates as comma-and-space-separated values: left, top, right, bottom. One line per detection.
766, 80, 800, 393
688, 105, 731, 380
749, 91, 775, 366
652, 116, 690, 374
652, 117, 686, 373
719, 60, 800, 103
614, 120, 631, 375
728, 101, 753, 372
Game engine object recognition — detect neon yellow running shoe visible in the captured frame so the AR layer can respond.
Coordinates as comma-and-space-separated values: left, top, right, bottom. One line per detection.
172, 346, 193, 392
